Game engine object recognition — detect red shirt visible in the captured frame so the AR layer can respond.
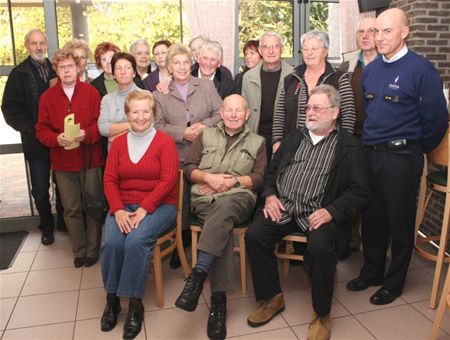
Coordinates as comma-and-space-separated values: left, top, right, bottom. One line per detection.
104, 130, 179, 214
36, 79, 103, 171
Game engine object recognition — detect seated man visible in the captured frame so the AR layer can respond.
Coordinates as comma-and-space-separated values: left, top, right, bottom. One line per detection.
175, 94, 267, 339
245, 85, 370, 340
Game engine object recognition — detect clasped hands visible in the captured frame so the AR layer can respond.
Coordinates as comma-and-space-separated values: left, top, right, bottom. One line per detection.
199, 173, 237, 195
263, 195, 332, 230
184, 123, 206, 142
57, 129, 85, 147
114, 207, 148, 234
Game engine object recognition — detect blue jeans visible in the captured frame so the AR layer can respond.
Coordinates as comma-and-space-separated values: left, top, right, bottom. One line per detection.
100, 204, 176, 297
28, 158, 64, 229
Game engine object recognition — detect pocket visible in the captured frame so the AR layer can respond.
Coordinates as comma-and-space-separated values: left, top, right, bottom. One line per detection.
198, 145, 218, 170
234, 148, 257, 175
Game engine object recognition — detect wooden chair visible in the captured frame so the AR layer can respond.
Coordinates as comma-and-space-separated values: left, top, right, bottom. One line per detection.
275, 231, 308, 274
152, 170, 191, 308
191, 222, 248, 293
430, 264, 450, 339
414, 130, 450, 309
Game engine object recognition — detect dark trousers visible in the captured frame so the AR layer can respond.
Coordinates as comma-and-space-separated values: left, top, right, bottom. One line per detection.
360, 145, 423, 292
28, 158, 64, 230
246, 209, 338, 316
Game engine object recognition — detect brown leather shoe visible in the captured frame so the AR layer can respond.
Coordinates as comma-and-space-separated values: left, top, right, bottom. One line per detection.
307, 313, 331, 340
247, 293, 285, 327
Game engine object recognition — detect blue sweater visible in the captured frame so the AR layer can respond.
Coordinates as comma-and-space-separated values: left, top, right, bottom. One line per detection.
362, 50, 448, 153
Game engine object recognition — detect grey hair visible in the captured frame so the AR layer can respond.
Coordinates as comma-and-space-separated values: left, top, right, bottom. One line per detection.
309, 84, 340, 108
129, 39, 150, 54
189, 34, 209, 49
301, 30, 329, 50
24, 28, 48, 46
260, 31, 284, 47
200, 40, 223, 63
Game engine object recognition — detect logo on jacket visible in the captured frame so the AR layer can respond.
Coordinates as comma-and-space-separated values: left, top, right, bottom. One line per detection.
389, 76, 400, 90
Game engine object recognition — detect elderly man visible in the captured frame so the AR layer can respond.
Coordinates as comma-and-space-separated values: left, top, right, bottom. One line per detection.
2, 28, 64, 245
347, 8, 448, 305
339, 17, 379, 257
242, 31, 293, 161
246, 85, 370, 340
191, 40, 236, 99
175, 94, 267, 340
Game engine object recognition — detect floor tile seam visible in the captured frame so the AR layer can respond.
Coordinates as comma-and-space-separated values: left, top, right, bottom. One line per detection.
350, 300, 412, 318
72, 267, 84, 340
225, 325, 295, 339
2, 320, 75, 332
409, 301, 450, 336
30, 265, 80, 272
19, 287, 80, 297
348, 313, 379, 340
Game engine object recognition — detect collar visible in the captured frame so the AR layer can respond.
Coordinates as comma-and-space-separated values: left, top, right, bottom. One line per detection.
198, 69, 216, 80
382, 45, 408, 63
358, 50, 380, 67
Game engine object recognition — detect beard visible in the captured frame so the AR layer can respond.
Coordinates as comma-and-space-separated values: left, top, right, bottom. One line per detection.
31, 51, 46, 63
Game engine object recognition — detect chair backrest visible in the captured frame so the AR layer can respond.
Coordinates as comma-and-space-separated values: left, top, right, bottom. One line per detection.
428, 129, 450, 167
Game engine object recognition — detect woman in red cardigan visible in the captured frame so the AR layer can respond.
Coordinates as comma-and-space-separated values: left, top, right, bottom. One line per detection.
100, 90, 178, 339
36, 48, 104, 268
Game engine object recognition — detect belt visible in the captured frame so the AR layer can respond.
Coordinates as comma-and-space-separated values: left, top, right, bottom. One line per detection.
365, 139, 412, 152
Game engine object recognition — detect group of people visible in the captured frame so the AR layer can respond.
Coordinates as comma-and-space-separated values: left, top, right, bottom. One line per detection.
2, 6, 448, 340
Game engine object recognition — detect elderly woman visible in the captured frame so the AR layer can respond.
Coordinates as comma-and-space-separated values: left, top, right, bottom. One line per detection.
100, 90, 178, 339
154, 43, 222, 162
36, 48, 103, 268
129, 39, 151, 81
234, 39, 262, 94
91, 42, 121, 98
143, 39, 172, 92
272, 30, 355, 153
98, 52, 143, 149
63, 38, 92, 82
191, 40, 236, 99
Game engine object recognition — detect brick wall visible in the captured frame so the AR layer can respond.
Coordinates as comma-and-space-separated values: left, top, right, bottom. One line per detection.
387, 1, 449, 243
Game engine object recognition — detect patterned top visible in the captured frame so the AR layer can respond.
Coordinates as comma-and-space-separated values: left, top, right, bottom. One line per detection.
277, 127, 338, 231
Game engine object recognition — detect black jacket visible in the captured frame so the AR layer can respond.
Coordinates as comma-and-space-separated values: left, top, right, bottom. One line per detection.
191, 64, 236, 99
1, 57, 56, 159
91, 72, 145, 98
264, 127, 371, 254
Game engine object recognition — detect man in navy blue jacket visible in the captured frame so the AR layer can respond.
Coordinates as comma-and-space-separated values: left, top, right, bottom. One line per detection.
347, 8, 448, 305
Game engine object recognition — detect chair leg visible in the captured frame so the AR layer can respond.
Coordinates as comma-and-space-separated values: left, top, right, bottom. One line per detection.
152, 245, 164, 308
429, 192, 450, 309
283, 241, 293, 275
238, 231, 247, 293
430, 265, 450, 339
177, 236, 191, 278
191, 229, 198, 267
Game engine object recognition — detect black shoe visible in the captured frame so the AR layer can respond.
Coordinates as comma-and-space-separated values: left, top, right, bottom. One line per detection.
207, 296, 227, 340
85, 257, 98, 267
175, 268, 207, 312
123, 304, 144, 339
346, 277, 382, 291
41, 228, 54, 245
74, 257, 86, 268
101, 296, 121, 332
370, 288, 401, 305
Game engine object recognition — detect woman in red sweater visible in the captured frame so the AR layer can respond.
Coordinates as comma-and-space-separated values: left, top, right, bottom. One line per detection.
36, 48, 104, 268
100, 90, 178, 339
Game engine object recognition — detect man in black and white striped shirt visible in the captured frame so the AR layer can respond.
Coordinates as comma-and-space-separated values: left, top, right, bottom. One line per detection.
246, 85, 370, 340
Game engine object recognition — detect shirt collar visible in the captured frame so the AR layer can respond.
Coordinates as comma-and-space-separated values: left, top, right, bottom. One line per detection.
382, 45, 408, 63
198, 69, 215, 80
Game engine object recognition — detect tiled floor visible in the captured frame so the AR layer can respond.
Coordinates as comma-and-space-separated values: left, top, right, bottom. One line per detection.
1, 229, 450, 340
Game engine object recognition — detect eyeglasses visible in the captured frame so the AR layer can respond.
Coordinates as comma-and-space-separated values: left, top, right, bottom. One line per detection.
260, 44, 281, 51
58, 63, 76, 70
357, 28, 376, 35
305, 105, 335, 113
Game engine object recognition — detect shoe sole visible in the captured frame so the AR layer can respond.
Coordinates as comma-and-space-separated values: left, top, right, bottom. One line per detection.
247, 306, 285, 328
175, 299, 197, 312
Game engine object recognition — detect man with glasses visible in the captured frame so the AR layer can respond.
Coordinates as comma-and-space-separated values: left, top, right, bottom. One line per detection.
2, 28, 65, 245
246, 85, 370, 340
242, 31, 293, 161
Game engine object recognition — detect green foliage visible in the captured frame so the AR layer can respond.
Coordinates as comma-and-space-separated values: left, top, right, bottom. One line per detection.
310, 2, 329, 32
238, 0, 293, 58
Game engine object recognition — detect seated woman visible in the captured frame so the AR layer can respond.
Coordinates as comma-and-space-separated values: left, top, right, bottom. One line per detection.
143, 39, 172, 92
272, 30, 355, 153
234, 40, 262, 94
91, 42, 121, 98
153, 43, 222, 163
98, 52, 143, 150
63, 38, 92, 82
36, 48, 103, 268
191, 40, 236, 99
100, 90, 179, 340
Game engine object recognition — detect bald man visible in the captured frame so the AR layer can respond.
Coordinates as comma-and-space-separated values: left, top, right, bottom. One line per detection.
175, 94, 267, 339
347, 8, 448, 305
